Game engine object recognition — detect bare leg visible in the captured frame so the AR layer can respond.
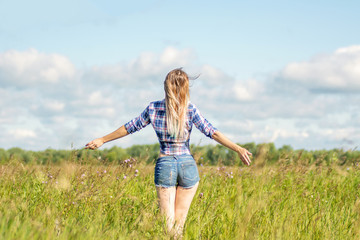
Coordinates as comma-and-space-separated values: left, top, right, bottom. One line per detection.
174, 182, 199, 237
156, 186, 176, 232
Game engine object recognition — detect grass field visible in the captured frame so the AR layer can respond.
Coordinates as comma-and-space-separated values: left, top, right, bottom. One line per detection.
1, 158, 360, 239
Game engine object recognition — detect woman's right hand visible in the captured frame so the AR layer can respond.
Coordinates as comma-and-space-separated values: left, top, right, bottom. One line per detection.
85, 138, 104, 150
237, 147, 252, 166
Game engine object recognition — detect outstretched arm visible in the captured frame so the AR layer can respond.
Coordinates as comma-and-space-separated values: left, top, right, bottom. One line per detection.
85, 125, 129, 150
212, 131, 252, 166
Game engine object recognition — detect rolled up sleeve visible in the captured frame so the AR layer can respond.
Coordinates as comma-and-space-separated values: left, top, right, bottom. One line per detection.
124, 106, 151, 134
192, 105, 217, 139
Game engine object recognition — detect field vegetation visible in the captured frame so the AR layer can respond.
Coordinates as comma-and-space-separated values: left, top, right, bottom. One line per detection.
1, 143, 360, 239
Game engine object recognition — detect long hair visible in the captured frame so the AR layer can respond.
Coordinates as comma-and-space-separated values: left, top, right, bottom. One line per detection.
164, 68, 190, 139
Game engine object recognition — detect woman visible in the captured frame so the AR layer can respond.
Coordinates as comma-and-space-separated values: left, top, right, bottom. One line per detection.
85, 68, 252, 236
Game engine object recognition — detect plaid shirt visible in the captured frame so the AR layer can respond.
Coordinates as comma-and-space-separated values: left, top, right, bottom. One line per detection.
124, 99, 217, 155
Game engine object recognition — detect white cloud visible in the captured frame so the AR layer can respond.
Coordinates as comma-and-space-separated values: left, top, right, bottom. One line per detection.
87, 46, 196, 87
8, 129, 37, 139
44, 100, 65, 112
193, 65, 234, 87
249, 120, 309, 144
279, 45, 360, 91
269, 129, 309, 143
233, 79, 265, 101
159, 47, 195, 68
0, 48, 75, 87
88, 91, 113, 106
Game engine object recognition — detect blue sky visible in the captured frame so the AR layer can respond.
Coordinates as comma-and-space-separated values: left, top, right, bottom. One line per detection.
1, 0, 360, 150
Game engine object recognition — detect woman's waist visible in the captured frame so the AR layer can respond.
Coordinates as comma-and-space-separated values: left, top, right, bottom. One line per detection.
158, 140, 190, 147
158, 153, 192, 158
157, 153, 194, 162
158, 141, 191, 157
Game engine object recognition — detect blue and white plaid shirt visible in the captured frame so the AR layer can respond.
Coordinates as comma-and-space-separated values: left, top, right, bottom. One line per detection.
125, 99, 217, 155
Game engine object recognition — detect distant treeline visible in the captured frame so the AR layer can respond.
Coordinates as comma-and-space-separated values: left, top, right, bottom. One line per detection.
1, 143, 359, 166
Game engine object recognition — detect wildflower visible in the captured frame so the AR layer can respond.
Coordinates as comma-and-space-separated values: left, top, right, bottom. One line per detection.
104, 170, 107, 173
129, 164, 132, 168
123, 175, 127, 179
72, 202, 75, 205
135, 169, 139, 173
200, 163, 203, 167
81, 174, 86, 178
199, 192, 204, 198
201, 157, 203, 160
56, 181, 58, 184
346, 168, 350, 171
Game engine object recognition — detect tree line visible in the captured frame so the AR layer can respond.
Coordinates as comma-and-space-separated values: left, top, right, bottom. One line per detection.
1, 143, 359, 166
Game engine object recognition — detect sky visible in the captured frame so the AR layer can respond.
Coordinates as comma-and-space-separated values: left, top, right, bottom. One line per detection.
1, 0, 360, 151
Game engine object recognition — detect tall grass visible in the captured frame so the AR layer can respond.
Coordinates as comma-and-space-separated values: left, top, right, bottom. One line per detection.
1, 159, 359, 239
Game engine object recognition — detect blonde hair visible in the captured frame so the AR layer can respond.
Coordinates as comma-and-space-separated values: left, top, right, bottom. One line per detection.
164, 68, 190, 139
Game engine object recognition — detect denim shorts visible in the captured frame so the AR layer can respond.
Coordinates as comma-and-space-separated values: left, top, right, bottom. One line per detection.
154, 154, 200, 188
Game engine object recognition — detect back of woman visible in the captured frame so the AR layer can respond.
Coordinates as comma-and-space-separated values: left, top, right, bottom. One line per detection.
85, 68, 252, 237
125, 99, 217, 155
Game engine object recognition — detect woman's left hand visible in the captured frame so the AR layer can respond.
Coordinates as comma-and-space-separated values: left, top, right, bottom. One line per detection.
237, 147, 252, 166
85, 138, 104, 150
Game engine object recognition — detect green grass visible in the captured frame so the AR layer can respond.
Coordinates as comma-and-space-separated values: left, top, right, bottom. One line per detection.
1, 160, 359, 239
